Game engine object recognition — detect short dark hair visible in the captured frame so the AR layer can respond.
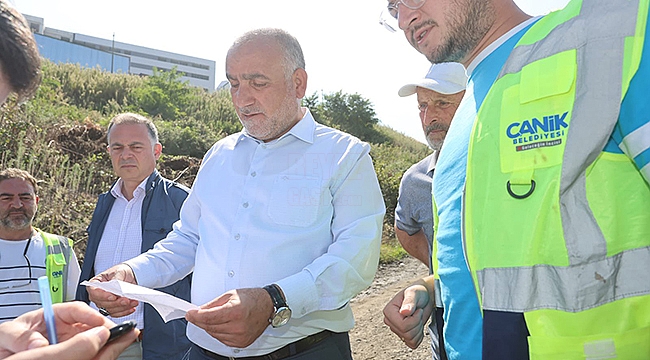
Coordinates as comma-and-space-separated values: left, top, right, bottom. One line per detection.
0, 0, 41, 101
0, 168, 38, 194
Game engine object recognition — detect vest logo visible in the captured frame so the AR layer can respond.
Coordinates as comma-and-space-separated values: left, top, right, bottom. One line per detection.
51, 270, 63, 278
51, 286, 59, 293
506, 111, 569, 151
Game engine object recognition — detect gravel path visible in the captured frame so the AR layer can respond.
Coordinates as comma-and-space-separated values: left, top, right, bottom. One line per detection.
350, 256, 432, 360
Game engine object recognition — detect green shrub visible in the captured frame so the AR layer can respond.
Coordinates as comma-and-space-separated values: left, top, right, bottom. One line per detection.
1, 62, 432, 264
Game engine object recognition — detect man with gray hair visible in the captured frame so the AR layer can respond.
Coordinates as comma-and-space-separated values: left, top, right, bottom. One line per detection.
393, 62, 466, 360
77, 112, 192, 360
395, 62, 466, 267
87, 28, 385, 360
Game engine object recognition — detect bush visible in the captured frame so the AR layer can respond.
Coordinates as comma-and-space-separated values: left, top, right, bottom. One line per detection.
1, 62, 431, 264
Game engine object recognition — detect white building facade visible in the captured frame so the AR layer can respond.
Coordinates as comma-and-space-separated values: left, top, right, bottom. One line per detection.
24, 14, 216, 91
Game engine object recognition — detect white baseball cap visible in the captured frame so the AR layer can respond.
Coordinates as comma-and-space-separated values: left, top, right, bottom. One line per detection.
398, 62, 468, 97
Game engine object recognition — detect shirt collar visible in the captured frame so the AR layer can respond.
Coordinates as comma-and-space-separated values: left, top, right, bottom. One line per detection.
237, 108, 315, 146
110, 176, 149, 200
427, 150, 438, 174
466, 16, 541, 75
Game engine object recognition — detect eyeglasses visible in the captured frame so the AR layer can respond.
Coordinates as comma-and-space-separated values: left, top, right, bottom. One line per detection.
0, 238, 35, 290
379, 0, 427, 33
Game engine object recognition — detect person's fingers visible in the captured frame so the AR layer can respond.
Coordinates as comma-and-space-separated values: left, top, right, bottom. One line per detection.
86, 286, 138, 317
0, 317, 48, 356
4, 326, 109, 360
94, 328, 139, 360
53, 302, 111, 329
399, 288, 418, 316
87, 287, 119, 303
20, 332, 49, 351
399, 284, 429, 316
185, 306, 229, 334
185, 293, 230, 327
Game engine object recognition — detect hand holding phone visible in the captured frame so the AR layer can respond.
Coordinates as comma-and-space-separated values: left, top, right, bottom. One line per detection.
107, 320, 137, 343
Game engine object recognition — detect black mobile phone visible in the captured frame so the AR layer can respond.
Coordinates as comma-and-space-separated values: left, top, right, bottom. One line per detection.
107, 320, 137, 343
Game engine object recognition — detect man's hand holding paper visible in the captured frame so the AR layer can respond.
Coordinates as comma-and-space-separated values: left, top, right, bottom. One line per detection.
83, 264, 198, 322
84, 264, 143, 318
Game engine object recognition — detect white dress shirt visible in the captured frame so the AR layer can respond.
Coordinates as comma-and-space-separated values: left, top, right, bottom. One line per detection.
127, 109, 385, 357
93, 178, 146, 329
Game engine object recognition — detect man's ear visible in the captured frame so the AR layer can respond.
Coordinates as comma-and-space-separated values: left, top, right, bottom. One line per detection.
293, 68, 308, 99
153, 143, 163, 160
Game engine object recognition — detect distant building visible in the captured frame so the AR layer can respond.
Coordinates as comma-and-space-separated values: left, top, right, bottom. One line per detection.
24, 14, 216, 91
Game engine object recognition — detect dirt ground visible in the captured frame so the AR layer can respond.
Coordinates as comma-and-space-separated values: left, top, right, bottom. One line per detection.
349, 256, 432, 360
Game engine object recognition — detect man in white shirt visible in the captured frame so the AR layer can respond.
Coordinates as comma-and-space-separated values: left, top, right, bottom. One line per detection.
0, 168, 80, 322
87, 28, 386, 360
77, 113, 192, 360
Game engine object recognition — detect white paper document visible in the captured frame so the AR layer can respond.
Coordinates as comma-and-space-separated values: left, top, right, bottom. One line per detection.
81, 280, 198, 322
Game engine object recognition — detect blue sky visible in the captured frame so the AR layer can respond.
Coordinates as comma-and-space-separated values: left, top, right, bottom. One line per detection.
13, 0, 570, 144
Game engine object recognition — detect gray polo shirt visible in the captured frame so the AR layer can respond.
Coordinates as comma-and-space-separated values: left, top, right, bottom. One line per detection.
395, 151, 437, 272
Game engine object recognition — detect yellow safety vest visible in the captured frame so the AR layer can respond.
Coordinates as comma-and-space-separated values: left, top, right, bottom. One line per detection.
38, 230, 73, 304
462, 0, 650, 358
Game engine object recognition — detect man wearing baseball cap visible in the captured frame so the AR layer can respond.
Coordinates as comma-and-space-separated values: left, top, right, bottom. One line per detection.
392, 62, 466, 360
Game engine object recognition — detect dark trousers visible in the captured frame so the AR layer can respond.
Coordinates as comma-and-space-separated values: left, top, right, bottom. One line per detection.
482, 310, 529, 359
430, 307, 448, 360
185, 332, 352, 360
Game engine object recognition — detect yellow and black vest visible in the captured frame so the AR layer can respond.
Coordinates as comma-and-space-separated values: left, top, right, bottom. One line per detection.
462, 0, 650, 358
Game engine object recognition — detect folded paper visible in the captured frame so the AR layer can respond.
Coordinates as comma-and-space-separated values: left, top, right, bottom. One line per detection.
81, 280, 198, 322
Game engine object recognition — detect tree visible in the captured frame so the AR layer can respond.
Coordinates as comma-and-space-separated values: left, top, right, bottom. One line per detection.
128, 67, 190, 119
307, 90, 386, 143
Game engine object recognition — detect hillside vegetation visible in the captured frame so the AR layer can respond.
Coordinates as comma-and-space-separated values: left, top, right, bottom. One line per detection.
0, 61, 429, 263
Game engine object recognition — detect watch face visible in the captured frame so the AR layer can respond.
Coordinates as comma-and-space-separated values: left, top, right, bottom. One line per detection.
271, 307, 292, 328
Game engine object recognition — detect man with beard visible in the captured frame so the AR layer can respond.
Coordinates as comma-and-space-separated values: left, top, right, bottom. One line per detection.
395, 62, 465, 267
0, 168, 81, 322
394, 62, 465, 360
382, 0, 650, 359
87, 28, 385, 360
0, 2, 138, 357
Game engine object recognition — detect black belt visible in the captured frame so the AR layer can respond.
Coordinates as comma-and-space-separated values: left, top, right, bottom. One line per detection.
198, 330, 333, 360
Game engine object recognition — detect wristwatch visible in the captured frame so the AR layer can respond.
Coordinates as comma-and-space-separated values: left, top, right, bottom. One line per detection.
263, 284, 291, 328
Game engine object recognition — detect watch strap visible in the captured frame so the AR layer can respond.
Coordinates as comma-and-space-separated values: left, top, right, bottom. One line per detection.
263, 284, 287, 309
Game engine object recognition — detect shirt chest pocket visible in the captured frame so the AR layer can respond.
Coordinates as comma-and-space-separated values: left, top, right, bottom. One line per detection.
268, 175, 325, 227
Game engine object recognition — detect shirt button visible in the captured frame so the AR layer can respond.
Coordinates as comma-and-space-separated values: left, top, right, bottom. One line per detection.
233, 349, 241, 354
234, 234, 241, 240
228, 271, 235, 277
243, 202, 249, 208
251, 171, 257, 177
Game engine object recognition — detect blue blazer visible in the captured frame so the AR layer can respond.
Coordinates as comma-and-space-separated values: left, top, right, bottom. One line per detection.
77, 170, 192, 360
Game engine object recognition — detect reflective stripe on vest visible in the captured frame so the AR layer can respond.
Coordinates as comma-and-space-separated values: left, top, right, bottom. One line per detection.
39, 230, 72, 304
465, 0, 649, 313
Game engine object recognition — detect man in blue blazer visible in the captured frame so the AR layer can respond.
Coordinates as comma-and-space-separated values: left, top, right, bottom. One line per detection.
77, 112, 191, 360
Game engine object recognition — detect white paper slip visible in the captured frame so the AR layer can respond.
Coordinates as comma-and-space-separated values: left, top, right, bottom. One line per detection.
81, 280, 198, 322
